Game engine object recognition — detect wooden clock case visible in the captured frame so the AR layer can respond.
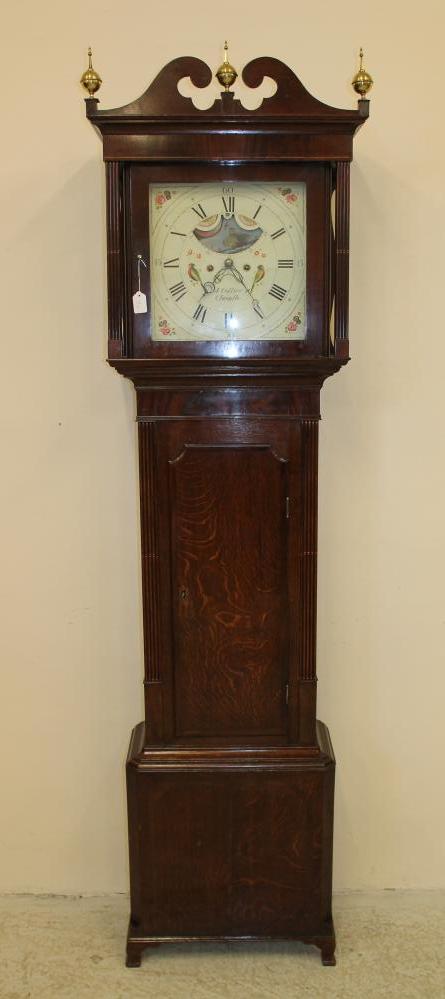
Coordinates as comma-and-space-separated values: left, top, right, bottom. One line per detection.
86, 55, 368, 967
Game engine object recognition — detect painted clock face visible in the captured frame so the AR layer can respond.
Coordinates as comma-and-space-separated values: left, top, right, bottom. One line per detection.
149, 182, 306, 341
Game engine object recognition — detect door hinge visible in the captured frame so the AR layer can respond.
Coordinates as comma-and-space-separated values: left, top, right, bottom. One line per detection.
285, 682, 289, 705
285, 496, 290, 519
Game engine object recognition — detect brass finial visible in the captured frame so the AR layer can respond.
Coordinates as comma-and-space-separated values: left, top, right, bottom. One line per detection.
80, 47, 102, 98
352, 48, 373, 99
216, 41, 238, 92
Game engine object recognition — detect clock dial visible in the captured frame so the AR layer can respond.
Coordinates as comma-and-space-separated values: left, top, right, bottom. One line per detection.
149, 182, 306, 341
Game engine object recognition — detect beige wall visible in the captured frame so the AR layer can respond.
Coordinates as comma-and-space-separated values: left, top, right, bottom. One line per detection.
1, 1, 444, 893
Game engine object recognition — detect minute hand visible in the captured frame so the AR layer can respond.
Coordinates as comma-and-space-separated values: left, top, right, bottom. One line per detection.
223, 264, 258, 302
227, 265, 266, 318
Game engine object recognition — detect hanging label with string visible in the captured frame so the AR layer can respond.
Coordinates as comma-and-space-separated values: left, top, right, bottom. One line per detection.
133, 255, 148, 313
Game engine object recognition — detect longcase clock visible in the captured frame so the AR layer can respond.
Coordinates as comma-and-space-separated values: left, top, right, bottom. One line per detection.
83, 45, 370, 967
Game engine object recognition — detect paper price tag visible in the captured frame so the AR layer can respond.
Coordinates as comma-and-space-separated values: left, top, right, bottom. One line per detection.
133, 291, 147, 314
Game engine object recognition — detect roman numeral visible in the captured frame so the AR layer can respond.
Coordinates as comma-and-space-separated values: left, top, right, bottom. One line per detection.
222, 195, 235, 215
224, 312, 233, 329
169, 281, 186, 301
270, 227, 286, 240
192, 203, 207, 219
278, 259, 293, 268
269, 284, 287, 301
163, 258, 179, 268
253, 302, 264, 319
193, 304, 207, 323
252, 205, 262, 219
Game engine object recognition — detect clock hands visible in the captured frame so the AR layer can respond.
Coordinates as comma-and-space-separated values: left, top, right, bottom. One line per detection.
188, 258, 250, 302
213, 258, 244, 286
212, 258, 250, 292
213, 258, 265, 317
187, 258, 267, 321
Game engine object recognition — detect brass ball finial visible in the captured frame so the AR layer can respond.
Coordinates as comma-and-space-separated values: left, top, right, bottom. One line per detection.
216, 41, 238, 92
352, 47, 373, 99
80, 47, 102, 98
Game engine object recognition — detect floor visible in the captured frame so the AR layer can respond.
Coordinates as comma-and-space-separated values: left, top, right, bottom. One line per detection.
0, 891, 444, 999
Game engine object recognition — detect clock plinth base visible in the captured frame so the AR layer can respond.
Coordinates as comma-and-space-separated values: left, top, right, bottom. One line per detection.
125, 921, 336, 967
125, 720, 336, 967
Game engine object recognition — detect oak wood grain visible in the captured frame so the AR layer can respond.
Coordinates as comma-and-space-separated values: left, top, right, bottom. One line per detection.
170, 443, 289, 738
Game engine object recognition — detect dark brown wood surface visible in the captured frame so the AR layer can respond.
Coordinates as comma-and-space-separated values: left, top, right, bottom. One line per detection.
170, 442, 289, 739
86, 56, 368, 164
126, 719, 335, 965
137, 411, 319, 748
88, 55, 366, 121
87, 52, 368, 968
